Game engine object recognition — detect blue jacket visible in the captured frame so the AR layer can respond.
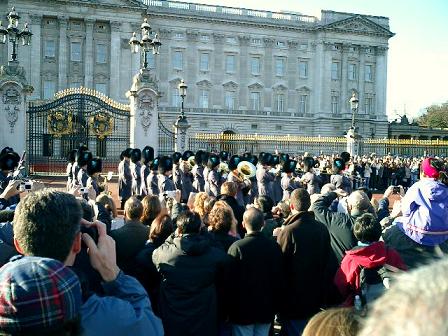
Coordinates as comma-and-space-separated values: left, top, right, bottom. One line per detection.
81, 271, 164, 336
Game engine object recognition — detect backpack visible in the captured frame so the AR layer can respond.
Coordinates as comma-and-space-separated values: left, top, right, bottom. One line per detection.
359, 265, 392, 309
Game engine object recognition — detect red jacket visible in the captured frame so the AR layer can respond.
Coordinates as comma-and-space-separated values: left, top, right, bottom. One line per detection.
334, 241, 406, 306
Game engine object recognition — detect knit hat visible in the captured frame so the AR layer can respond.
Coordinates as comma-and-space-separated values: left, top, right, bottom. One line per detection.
421, 158, 441, 179
0, 256, 82, 334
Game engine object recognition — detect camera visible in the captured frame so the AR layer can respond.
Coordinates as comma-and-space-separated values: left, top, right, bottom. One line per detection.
163, 190, 177, 199
80, 187, 89, 194
19, 181, 33, 192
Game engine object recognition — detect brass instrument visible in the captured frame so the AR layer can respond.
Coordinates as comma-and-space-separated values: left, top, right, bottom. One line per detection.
185, 156, 196, 169
218, 162, 230, 175
237, 161, 256, 179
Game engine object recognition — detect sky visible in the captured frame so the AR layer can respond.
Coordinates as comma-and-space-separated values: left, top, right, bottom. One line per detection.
185, 0, 448, 121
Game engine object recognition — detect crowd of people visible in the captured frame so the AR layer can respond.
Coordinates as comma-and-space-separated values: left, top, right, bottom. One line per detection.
0, 144, 448, 336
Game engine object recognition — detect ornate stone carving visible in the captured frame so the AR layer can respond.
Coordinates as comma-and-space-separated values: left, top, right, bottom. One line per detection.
110, 21, 121, 32
5, 106, 19, 133
238, 35, 250, 46
376, 46, 388, 56
129, 68, 159, 93
159, 28, 173, 39
287, 40, 298, 49
2, 87, 21, 105
29, 14, 42, 25
47, 111, 73, 136
212, 33, 225, 43
263, 38, 275, 48
138, 92, 155, 135
186, 30, 199, 42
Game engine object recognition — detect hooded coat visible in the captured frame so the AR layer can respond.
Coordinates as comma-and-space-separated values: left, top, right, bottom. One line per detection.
152, 233, 229, 336
394, 178, 448, 246
334, 241, 406, 306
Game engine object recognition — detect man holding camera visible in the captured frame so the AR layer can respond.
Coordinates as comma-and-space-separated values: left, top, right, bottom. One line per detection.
10, 189, 163, 336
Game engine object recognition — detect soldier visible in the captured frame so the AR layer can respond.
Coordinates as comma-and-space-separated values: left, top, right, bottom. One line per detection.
146, 157, 160, 196
140, 146, 154, 196
206, 154, 223, 198
72, 145, 88, 187
257, 152, 275, 198
87, 157, 102, 198
66, 149, 77, 191
227, 155, 249, 207
281, 159, 300, 201
158, 156, 176, 194
77, 150, 92, 188
172, 152, 183, 193
0, 148, 20, 206
192, 150, 205, 192
180, 150, 194, 203
130, 148, 142, 197
118, 148, 133, 209
270, 154, 283, 204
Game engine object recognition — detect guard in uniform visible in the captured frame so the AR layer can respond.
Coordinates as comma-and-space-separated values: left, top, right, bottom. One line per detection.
180, 150, 194, 203
192, 150, 205, 192
146, 157, 160, 196
87, 157, 102, 199
206, 153, 223, 198
172, 152, 183, 193
118, 148, 133, 209
0, 148, 20, 208
257, 152, 275, 198
158, 156, 176, 194
66, 149, 77, 191
227, 155, 248, 206
140, 146, 154, 196
130, 148, 142, 197
77, 150, 92, 188
281, 159, 300, 200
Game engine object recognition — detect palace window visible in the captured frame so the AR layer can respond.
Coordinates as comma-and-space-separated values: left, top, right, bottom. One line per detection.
365, 96, 374, 114
331, 62, 340, 80
299, 60, 308, 78
225, 91, 235, 110
250, 92, 260, 111
276, 93, 285, 112
199, 90, 209, 108
251, 57, 261, 75
331, 94, 340, 114
225, 55, 235, 73
275, 57, 285, 76
43, 80, 56, 100
171, 88, 181, 107
348, 63, 357, 80
44, 40, 55, 58
96, 44, 107, 64
298, 94, 308, 114
199, 53, 209, 71
172, 50, 183, 70
70, 42, 81, 62
365, 64, 374, 81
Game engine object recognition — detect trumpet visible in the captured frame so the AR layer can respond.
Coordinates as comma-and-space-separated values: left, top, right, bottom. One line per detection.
186, 156, 196, 169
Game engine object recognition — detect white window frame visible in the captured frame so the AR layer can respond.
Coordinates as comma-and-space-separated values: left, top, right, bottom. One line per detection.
224, 91, 235, 110
171, 88, 181, 107
43, 80, 56, 100
199, 89, 209, 109
250, 92, 260, 111
331, 95, 339, 114
365, 64, 373, 81
70, 42, 82, 62
199, 53, 209, 72
276, 93, 285, 112
331, 62, 340, 80
251, 57, 261, 75
299, 94, 308, 114
365, 96, 374, 114
275, 57, 285, 77
348, 63, 357, 80
299, 60, 308, 78
173, 50, 183, 70
44, 40, 56, 58
96, 44, 107, 64
225, 54, 235, 73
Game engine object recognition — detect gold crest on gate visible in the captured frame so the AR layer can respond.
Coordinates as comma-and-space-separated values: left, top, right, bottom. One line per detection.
47, 111, 73, 137
90, 113, 114, 140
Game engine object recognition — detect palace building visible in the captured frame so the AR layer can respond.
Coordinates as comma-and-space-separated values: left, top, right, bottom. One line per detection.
0, 0, 394, 137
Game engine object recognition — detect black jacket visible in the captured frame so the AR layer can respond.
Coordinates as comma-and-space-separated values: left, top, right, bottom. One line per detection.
152, 233, 229, 336
312, 192, 359, 265
227, 231, 283, 325
277, 211, 332, 319
208, 231, 239, 253
109, 220, 149, 272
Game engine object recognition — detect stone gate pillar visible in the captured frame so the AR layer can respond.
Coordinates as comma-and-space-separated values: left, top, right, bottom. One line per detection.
0, 62, 34, 154
127, 68, 159, 153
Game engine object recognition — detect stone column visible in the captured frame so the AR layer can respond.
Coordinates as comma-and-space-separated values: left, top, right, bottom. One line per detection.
84, 19, 95, 89
0, 63, 34, 153
110, 21, 121, 100
29, 14, 42, 99
58, 16, 68, 90
174, 116, 190, 153
376, 47, 388, 119
313, 41, 325, 114
127, 68, 159, 153
238, 35, 250, 109
341, 45, 349, 113
358, 48, 366, 113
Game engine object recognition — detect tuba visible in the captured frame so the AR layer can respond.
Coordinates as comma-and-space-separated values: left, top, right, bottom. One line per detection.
187, 156, 196, 169
218, 162, 229, 175
237, 161, 256, 179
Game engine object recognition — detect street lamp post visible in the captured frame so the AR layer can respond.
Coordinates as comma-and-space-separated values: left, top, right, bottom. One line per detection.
129, 18, 161, 70
178, 79, 187, 120
346, 92, 360, 156
174, 79, 190, 152
0, 7, 33, 64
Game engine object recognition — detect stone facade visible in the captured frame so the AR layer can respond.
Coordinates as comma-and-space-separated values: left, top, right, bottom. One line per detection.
388, 116, 448, 140
1, 0, 393, 137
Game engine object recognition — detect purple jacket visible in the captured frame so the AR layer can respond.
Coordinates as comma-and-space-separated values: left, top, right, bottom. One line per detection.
395, 178, 448, 246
